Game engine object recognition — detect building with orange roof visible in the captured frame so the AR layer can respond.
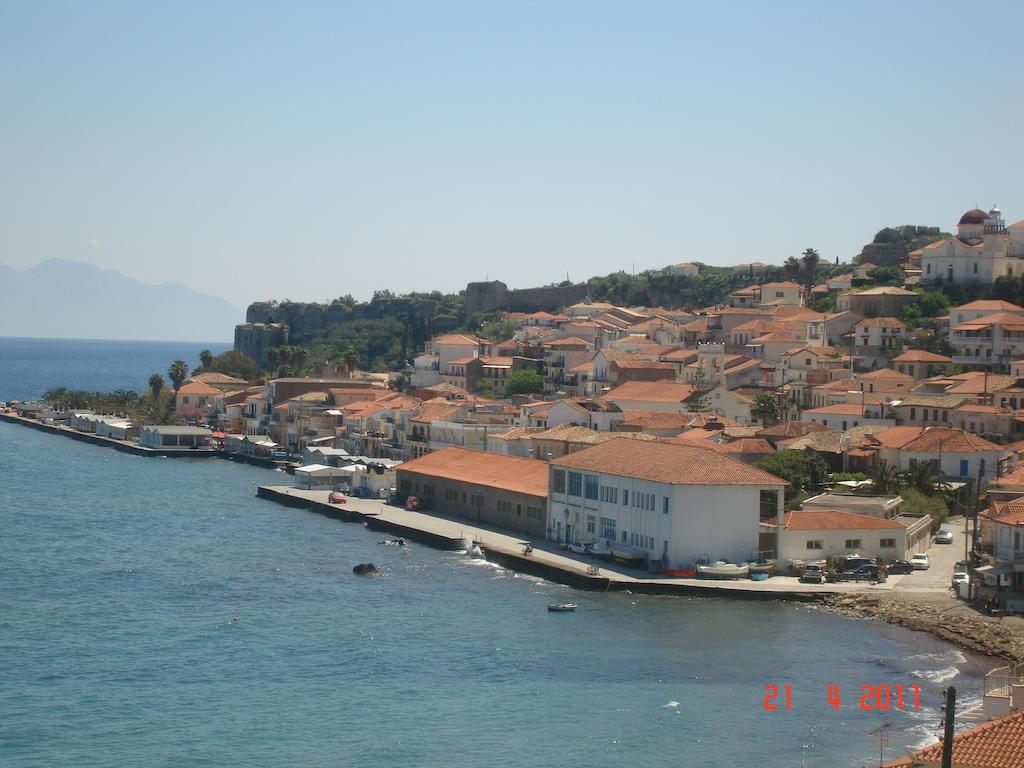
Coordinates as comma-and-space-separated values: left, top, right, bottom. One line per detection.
548, 438, 786, 564
173, 380, 226, 420
882, 706, 1024, 767
952, 312, 1024, 372
604, 380, 697, 413
952, 298, 1024, 325
803, 403, 895, 431
978, 498, 1024, 612
837, 285, 917, 318
893, 349, 954, 380
396, 447, 549, 537
869, 426, 1014, 484
780, 508, 917, 563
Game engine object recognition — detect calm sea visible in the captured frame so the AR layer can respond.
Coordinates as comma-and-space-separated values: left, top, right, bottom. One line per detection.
0, 418, 988, 767
0, 337, 233, 401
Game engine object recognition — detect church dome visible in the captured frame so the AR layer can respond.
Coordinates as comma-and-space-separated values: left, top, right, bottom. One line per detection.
959, 208, 988, 225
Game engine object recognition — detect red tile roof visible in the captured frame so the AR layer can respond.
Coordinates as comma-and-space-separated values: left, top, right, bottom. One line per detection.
954, 299, 1024, 313
784, 510, 905, 530
882, 708, 1024, 767
883, 348, 947, 365
604, 380, 696, 403
551, 439, 786, 486
433, 333, 487, 346
873, 426, 1004, 452
954, 312, 1024, 332
176, 381, 223, 396
855, 317, 905, 329
397, 447, 548, 498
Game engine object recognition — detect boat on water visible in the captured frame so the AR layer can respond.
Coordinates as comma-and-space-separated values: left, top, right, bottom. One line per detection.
547, 603, 577, 612
567, 542, 589, 555
745, 558, 777, 575
610, 544, 647, 564
697, 561, 750, 579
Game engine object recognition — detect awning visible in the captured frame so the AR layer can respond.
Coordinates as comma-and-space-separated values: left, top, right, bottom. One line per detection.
976, 563, 1015, 576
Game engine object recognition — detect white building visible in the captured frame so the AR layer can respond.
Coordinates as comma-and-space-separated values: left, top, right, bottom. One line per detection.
664, 262, 699, 277
980, 499, 1024, 613
951, 312, 1024, 371
547, 439, 786, 567
778, 509, 922, 563
921, 207, 1024, 285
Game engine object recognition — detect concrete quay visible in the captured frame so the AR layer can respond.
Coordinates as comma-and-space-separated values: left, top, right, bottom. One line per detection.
256, 485, 903, 599
0, 411, 219, 458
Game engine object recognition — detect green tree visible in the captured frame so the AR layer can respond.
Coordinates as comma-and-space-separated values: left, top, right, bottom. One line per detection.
865, 460, 902, 495
784, 256, 800, 282
198, 349, 214, 371
148, 373, 165, 401
686, 365, 713, 412
751, 393, 781, 426
900, 487, 950, 526
208, 350, 258, 381
168, 360, 189, 391
867, 266, 905, 286
266, 347, 281, 376
342, 347, 359, 372
506, 369, 544, 396
801, 247, 821, 294
755, 449, 829, 503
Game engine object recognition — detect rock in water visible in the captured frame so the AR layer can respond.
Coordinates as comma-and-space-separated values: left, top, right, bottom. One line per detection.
353, 563, 378, 575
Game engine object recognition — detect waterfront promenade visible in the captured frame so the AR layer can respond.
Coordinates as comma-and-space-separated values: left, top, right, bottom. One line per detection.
257, 485, 906, 599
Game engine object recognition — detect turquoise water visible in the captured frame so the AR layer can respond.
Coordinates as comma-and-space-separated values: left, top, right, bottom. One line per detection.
0, 420, 988, 767
0, 337, 233, 401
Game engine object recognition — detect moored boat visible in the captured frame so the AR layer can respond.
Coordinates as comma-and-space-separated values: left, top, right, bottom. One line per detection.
749, 572, 770, 582
697, 561, 750, 579
547, 603, 577, 612
745, 558, 777, 575
610, 544, 647, 564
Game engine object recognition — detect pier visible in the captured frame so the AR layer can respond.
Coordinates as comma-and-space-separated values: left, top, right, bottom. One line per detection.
0, 411, 220, 458
256, 485, 898, 599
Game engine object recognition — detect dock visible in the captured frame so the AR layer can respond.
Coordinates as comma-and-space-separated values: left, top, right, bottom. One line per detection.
0, 411, 221, 458
256, 485, 899, 599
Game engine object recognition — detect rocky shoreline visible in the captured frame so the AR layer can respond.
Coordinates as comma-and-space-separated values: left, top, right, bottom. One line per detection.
820, 593, 1024, 664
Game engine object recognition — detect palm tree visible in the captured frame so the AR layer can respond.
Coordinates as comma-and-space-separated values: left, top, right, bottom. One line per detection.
168, 360, 189, 391
904, 460, 954, 504
784, 256, 800, 283
866, 460, 902, 495
266, 347, 280, 376
801, 247, 821, 295
342, 347, 359, 373
149, 373, 165, 401
292, 347, 308, 375
199, 349, 214, 371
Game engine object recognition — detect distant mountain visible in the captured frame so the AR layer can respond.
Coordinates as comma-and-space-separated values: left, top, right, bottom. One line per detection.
0, 259, 241, 341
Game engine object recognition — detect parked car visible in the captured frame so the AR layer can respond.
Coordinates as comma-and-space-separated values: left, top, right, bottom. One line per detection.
886, 560, 914, 574
839, 555, 875, 572
328, 491, 347, 504
829, 564, 886, 583
935, 529, 954, 544
911, 553, 930, 570
270, 451, 290, 461
799, 564, 825, 583
951, 572, 969, 588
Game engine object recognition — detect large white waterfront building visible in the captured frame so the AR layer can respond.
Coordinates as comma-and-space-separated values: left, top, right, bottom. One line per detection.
546, 439, 785, 569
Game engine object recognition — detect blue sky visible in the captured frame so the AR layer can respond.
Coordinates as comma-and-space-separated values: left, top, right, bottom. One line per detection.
2, 0, 1022, 308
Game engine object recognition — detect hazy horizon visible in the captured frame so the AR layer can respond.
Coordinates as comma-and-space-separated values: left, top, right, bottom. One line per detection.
2, 1, 1022, 307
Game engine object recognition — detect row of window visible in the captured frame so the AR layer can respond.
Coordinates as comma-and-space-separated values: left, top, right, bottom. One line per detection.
555, 470, 670, 513
806, 538, 896, 550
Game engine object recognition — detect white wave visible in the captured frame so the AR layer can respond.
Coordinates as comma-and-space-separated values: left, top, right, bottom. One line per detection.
908, 650, 966, 665
663, 700, 680, 709
911, 666, 959, 683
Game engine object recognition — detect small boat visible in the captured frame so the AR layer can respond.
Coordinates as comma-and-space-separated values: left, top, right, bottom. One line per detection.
697, 561, 750, 579
567, 542, 589, 555
588, 541, 610, 557
750, 572, 771, 582
745, 558, 777, 575
660, 567, 698, 578
610, 544, 647, 564
467, 543, 484, 558
547, 603, 577, 612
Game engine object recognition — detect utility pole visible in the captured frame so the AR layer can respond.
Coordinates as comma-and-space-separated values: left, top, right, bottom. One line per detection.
941, 686, 956, 768
869, 721, 891, 768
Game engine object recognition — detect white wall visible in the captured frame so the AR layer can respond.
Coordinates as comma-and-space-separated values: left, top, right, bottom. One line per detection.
779, 526, 905, 563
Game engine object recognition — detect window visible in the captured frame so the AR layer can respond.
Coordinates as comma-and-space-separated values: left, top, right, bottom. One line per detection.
910, 407, 916, 420
584, 475, 599, 501
586, 514, 596, 534
622, 489, 628, 506
942, 411, 948, 422
663, 497, 670, 515
806, 540, 823, 550
974, 262, 978, 274
600, 517, 616, 539
923, 409, 928, 421
960, 460, 969, 477
880, 538, 895, 549
600, 486, 618, 504
845, 539, 861, 549
568, 472, 582, 496
553, 470, 566, 494
621, 530, 628, 543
